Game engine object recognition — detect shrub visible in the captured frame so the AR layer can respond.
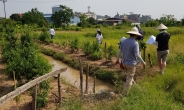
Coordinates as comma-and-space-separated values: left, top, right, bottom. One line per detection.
39, 28, 53, 43
69, 38, 79, 52
53, 52, 65, 60
106, 45, 116, 61
82, 41, 92, 55
90, 51, 102, 60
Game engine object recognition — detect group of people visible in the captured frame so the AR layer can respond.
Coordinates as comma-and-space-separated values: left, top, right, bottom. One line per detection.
115, 23, 170, 97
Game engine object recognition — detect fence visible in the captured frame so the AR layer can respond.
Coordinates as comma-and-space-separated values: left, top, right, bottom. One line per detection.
0, 68, 67, 110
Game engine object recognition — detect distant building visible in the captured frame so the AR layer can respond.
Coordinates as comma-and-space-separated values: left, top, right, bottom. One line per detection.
140, 15, 151, 23
104, 15, 111, 19
70, 16, 80, 25
127, 12, 141, 22
52, 6, 62, 14
97, 15, 104, 20
43, 14, 52, 23
114, 12, 120, 18
74, 12, 83, 18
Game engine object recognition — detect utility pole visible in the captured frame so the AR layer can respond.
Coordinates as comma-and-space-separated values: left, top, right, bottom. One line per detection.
0, 0, 7, 18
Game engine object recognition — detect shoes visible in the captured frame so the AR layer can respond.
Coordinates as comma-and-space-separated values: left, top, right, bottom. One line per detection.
158, 70, 164, 75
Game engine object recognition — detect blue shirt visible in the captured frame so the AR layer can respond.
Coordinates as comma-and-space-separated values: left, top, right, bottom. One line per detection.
120, 37, 140, 66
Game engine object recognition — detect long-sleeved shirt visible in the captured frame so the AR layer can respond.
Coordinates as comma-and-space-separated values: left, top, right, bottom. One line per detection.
118, 37, 144, 66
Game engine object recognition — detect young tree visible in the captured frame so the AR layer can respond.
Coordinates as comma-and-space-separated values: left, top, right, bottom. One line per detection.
10, 14, 21, 22
51, 5, 74, 28
21, 8, 48, 27
78, 14, 88, 28
87, 17, 96, 25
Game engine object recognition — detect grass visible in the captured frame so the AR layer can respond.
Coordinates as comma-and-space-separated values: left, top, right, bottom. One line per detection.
46, 26, 184, 109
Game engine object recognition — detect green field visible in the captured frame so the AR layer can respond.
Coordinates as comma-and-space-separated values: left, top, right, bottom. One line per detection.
50, 26, 184, 109
1, 25, 184, 109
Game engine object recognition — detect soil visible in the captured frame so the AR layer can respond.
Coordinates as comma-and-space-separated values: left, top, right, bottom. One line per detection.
0, 41, 158, 110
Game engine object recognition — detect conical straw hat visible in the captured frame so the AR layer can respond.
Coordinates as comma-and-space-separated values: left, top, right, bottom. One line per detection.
126, 27, 142, 36
156, 23, 168, 30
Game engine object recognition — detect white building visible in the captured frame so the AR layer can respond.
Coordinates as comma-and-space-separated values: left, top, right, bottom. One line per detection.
52, 6, 62, 14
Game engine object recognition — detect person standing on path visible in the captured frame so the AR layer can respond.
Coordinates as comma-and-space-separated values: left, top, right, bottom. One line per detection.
49, 26, 55, 39
116, 27, 146, 97
135, 25, 144, 41
155, 23, 170, 74
96, 29, 103, 44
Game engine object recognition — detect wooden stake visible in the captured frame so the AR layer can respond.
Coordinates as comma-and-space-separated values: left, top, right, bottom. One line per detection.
79, 59, 83, 96
85, 64, 89, 94
143, 48, 146, 69
104, 42, 107, 57
143, 48, 146, 62
58, 73, 61, 103
32, 85, 37, 110
93, 76, 96, 94
148, 54, 153, 68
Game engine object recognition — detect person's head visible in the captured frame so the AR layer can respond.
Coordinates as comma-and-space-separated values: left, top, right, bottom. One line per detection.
50, 26, 53, 29
156, 23, 168, 31
126, 27, 142, 39
135, 25, 140, 30
97, 29, 101, 35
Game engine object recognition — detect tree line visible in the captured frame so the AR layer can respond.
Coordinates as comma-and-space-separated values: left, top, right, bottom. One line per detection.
4, 6, 184, 28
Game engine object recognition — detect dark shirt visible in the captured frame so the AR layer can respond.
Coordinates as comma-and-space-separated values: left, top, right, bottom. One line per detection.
156, 32, 170, 51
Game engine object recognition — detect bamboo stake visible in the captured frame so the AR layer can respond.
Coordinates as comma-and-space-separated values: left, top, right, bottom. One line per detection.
32, 85, 37, 110
93, 76, 96, 94
58, 73, 61, 103
85, 64, 89, 94
79, 59, 83, 96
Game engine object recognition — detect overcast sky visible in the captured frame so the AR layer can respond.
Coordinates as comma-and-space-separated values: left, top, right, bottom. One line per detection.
0, 0, 183, 20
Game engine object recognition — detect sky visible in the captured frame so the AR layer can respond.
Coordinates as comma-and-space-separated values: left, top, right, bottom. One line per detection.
0, 0, 184, 20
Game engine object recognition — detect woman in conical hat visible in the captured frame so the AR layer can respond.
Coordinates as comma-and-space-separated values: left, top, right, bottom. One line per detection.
116, 27, 146, 97
155, 23, 170, 74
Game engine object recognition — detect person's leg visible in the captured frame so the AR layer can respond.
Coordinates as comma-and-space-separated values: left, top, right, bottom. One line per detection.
160, 50, 169, 72
157, 51, 162, 71
122, 65, 136, 96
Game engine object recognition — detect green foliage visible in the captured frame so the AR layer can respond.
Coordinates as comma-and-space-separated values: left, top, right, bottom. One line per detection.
39, 28, 53, 43
37, 80, 50, 107
10, 14, 22, 22
82, 41, 92, 55
87, 17, 97, 25
0, 19, 16, 28
69, 38, 79, 52
95, 69, 118, 84
90, 51, 102, 60
21, 8, 48, 27
51, 5, 74, 28
53, 52, 65, 60
106, 45, 116, 61
79, 14, 88, 28
139, 41, 146, 51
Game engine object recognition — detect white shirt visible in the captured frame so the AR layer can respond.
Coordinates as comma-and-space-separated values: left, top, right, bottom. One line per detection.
96, 34, 103, 41
49, 28, 55, 35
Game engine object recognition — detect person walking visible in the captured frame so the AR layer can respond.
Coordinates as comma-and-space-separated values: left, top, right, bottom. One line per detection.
49, 26, 55, 39
116, 27, 146, 97
135, 25, 144, 41
96, 29, 103, 44
155, 23, 170, 74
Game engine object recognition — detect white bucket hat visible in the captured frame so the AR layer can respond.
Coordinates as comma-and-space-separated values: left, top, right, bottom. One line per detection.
97, 29, 100, 32
156, 23, 168, 30
126, 27, 142, 36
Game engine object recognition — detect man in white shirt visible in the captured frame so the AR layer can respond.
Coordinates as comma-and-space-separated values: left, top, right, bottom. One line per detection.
96, 29, 103, 44
49, 26, 55, 39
